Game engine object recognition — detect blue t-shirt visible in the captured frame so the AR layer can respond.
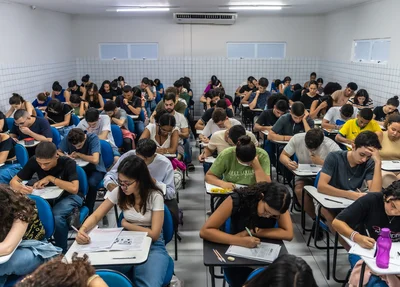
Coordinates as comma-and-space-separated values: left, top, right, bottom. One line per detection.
32, 97, 51, 108
248, 91, 271, 110
58, 133, 106, 173
10, 117, 52, 140
54, 89, 66, 103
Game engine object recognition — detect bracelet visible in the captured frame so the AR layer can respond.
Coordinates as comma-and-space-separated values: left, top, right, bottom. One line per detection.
350, 231, 359, 242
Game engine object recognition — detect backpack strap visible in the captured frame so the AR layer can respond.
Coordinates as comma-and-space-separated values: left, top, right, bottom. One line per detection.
230, 192, 241, 216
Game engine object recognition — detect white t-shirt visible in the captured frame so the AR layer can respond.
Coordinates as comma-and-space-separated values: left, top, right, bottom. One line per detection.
283, 132, 341, 164
77, 115, 117, 149
171, 111, 188, 144
202, 118, 241, 138
105, 188, 164, 227
324, 106, 358, 126
145, 123, 178, 149
208, 130, 258, 154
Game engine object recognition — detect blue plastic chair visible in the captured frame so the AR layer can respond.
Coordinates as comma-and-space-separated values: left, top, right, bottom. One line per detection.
14, 143, 29, 166
35, 109, 44, 118
246, 267, 267, 282
51, 127, 61, 148
6, 118, 14, 132
28, 195, 55, 239
126, 115, 135, 134
96, 269, 133, 287
71, 114, 80, 126
76, 165, 89, 224
100, 140, 114, 169
111, 124, 123, 148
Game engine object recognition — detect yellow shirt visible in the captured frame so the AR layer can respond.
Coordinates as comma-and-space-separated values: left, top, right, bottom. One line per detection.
379, 131, 400, 160
339, 118, 382, 141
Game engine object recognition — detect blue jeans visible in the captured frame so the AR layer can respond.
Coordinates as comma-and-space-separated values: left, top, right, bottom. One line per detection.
183, 139, 192, 163
0, 164, 22, 184
53, 194, 83, 253
135, 121, 145, 138
348, 254, 388, 287
0, 247, 46, 287
145, 100, 156, 118
85, 170, 106, 214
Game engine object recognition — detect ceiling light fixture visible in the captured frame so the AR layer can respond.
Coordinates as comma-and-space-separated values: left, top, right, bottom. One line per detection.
226, 6, 282, 10
116, 7, 170, 12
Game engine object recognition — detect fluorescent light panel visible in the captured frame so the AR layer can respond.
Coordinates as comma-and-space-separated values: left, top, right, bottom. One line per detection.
227, 6, 282, 10
116, 7, 170, 12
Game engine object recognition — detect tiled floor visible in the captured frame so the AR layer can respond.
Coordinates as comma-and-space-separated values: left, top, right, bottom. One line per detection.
99, 143, 351, 287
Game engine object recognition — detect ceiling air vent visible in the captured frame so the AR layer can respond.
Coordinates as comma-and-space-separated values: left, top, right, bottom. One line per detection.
173, 13, 237, 25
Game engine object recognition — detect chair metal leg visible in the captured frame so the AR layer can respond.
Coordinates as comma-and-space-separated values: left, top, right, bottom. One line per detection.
307, 221, 315, 247
114, 205, 119, 223
174, 231, 178, 261
333, 232, 347, 283
359, 262, 366, 287
326, 230, 330, 280
342, 269, 351, 287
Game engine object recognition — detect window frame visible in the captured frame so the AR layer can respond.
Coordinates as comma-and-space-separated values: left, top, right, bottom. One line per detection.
351, 38, 391, 64
226, 42, 286, 59
99, 42, 159, 60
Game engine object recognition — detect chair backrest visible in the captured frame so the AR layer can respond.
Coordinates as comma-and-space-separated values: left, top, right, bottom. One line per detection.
14, 144, 29, 166
100, 140, 114, 169
246, 267, 267, 282
111, 124, 123, 148
71, 114, 80, 126
28, 195, 55, 239
314, 172, 321, 188
96, 269, 133, 287
35, 109, 44, 118
6, 118, 14, 132
51, 127, 61, 148
76, 165, 88, 197
126, 116, 135, 133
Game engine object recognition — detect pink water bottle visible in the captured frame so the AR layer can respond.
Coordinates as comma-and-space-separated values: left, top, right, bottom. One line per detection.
376, 228, 392, 269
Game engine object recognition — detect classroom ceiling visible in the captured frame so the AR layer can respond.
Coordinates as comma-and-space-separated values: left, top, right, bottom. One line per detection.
9, 0, 376, 15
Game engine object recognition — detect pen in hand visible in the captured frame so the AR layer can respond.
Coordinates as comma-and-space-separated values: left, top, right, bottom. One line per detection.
245, 227, 253, 237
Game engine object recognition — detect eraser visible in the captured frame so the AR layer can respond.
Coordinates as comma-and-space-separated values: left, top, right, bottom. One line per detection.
227, 256, 235, 262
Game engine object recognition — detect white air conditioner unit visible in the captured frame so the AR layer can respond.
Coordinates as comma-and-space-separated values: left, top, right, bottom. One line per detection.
173, 13, 237, 25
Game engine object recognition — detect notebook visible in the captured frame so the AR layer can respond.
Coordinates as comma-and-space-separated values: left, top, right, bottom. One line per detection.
225, 242, 281, 263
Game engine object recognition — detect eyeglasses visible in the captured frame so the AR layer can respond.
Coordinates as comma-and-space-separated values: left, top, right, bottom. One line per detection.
116, 178, 136, 189
261, 207, 280, 219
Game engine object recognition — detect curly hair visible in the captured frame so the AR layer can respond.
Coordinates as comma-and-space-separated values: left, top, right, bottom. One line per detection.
16, 253, 95, 287
0, 184, 36, 241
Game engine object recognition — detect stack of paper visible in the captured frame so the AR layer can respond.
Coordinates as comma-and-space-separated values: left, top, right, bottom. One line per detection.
296, 164, 322, 173
75, 227, 123, 252
110, 232, 148, 251
225, 242, 281, 263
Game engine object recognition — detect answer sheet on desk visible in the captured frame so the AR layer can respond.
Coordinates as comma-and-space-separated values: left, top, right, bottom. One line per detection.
75, 227, 123, 252
110, 232, 148, 251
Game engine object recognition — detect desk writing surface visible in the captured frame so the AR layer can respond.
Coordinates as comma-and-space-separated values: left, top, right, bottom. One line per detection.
304, 186, 354, 209
128, 115, 139, 119
381, 160, 400, 171
32, 186, 64, 200
18, 140, 40, 147
205, 157, 216, 163
205, 182, 246, 195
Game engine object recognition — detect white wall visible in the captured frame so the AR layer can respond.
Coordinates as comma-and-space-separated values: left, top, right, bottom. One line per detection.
321, 0, 400, 64
71, 14, 323, 58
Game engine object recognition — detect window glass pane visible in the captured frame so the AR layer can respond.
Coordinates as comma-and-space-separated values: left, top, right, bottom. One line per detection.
227, 43, 255, 59
354, 41, 371, 61
130, 43, 158, 59
100, 44, 129, 60
371, 40, 390, 62
257, 43, 285, 59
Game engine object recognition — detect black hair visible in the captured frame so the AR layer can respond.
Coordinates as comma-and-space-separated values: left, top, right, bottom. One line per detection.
258, 77, 269, 88
155, 110, 176, 127
141, 77, 150, 85
305, 128, 324, 150
117, 76, 125, 82
84, 108, 100, 123
214, 87, 225, 99
68, 80, 78, 88
283, 76, 291, 83
353, 89, 370, 105
310, 72, 317, 77
228, 125, 246, 145
99, 80, 111, 93
81, 74, 90, 83
67, 128, 85, 145
205, 89, 218, 99
154, 79, 161, 86
359, 108, 373, 121
317, 78, 324, 84
340, 104, 354, 118
111, 80, 118, 90
267, 93, 289, 110
274, 79, 282, 87
317, 95, 333, 111
211, 108, 227, 123
14, 109, 28, 120
291, 102, 305, 117
248, 76, 256, 82
293, 83, 302, 91
132, 86, 141, 98
52, 81, 62, 92
236, 135, 256, 163
323, 82, 342, 95
244, 254, 318, 287
104, 100, 117, 112
136, 139, 157, 158
163, 92, 175, 102
181, 77, 191, 90
47, 99, 63, 113
347, 82, 358, 91
173, 79, 183, 88
354, 131, 382, 150
123, 85, 132, 93
387, 96, 399, 107
275, 100, 289, 112
383, 180, 400, 201
35, 142, 57, 159
9, 93, 25, 105
215, 99, 227, 110
308, 80, 318, 88
70, 94, 81, 104
384, 114, 400, 129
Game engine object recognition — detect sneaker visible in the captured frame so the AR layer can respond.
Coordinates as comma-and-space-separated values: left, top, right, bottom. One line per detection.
187, 163, 195, 172
311, 225, 324, 241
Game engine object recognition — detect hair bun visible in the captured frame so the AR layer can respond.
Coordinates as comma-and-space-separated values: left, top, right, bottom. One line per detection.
53, 81, 59, 85
85, 74, 90, 78
237, 135, 251, 145
394, 96, 399, 100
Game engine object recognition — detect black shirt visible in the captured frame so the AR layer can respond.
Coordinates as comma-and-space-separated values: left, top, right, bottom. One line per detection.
70, 88, 82, 98
17, 156, 78, 185
373, 106, 389, 122
292, 89, 303, 102
201, 108, 233, 124
256, 109, 279, 127
0, 111, 7, 133
300, 94, 320, 110
112, 87, 123, 97
46, 103, 73, 126
336, 193, 400, 242
10, 117, 52, 140
116, 95, 141, 116
239, 85, 257, 94
0, 137, 16, 160
100, 90, 115, 101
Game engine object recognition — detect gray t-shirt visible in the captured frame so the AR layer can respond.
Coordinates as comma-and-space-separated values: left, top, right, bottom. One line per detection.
321, 150, 375, 191
77, 115, 117, 150
272, 113, 315, 136
101, 108, 128, 130
284, 133, 341, 164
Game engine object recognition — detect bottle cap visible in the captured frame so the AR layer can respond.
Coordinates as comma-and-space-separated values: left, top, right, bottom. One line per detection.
381, 228, 391, 237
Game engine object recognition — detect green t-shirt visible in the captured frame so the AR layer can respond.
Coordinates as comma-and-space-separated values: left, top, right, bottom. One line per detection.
209, 147, 270, 185
180, 92, 190, 105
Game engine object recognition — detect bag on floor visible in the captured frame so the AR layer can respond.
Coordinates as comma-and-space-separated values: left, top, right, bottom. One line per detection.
169, 275, 184, 287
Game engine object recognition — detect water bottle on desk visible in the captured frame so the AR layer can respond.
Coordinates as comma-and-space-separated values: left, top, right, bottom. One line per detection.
376, 228, 392, 269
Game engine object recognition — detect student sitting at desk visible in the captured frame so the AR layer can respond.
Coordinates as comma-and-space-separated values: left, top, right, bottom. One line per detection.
254, 99, 288, 133
104, 139, 179, 227
5, 93, 36, 118
154, 87, 187, 115
10, 110, 52, 143
267, 102, 314, 142
322, 104, 357, 131
309, 94, 333, 119
68, 79, 84, 99
335, 108, 382, 146
200, 182, 293, 287
51, 81, 70, 103
140, 110, 179, 157
199, 108, 241, 143
318, 131, 382, 241
58, 128, 106, 215
332, 180, 400, 287
373, 96, 399, 126
32, 92, 51, 111
0, 133, 21, 184
198, 125, 258, 162
69, 94, 87, 118
45, 99, 73, 137
279, 129, 340, 231
331, 82, 358, 107
347, 89, 374, 110
205, 135, 271, 189
0, 111, 7, 133
76, 156, 171, 287
16, 253, 108, 287
10, 142, 81, 254
84, 83, 104, 112
99, 80, 116, 102
195, 99, 233, 131
300, 80, 320, 110
0, 185, 61, 285
77, 108, 120, 164
248, 77, 270, 110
